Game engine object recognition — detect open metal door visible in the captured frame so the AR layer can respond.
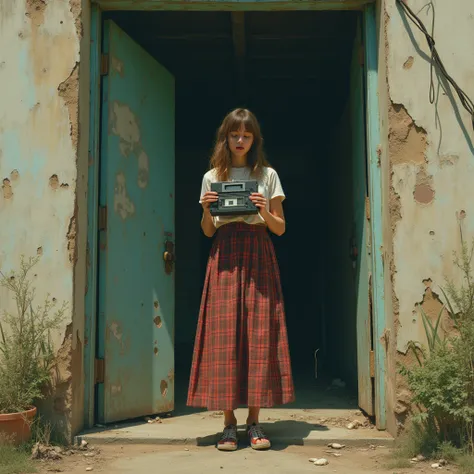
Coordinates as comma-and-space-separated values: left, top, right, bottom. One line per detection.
97, 20, 175, 423
350, 20, 375, 416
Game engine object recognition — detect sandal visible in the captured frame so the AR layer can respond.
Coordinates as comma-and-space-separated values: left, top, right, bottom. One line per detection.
217, 424, 238, 451
247, 423, 271, 450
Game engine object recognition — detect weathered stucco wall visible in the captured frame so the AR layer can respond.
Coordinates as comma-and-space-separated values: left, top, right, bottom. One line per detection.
384, 0, 474, 429
0, 0, 87, 440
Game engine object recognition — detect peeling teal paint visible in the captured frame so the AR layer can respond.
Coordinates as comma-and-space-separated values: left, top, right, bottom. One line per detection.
364, 3, 387, 430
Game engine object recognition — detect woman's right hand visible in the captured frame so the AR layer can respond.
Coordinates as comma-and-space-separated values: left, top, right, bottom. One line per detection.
201, 191, 218, 211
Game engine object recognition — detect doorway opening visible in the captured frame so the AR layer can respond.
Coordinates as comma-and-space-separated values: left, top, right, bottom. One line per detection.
101, 9, 371, 417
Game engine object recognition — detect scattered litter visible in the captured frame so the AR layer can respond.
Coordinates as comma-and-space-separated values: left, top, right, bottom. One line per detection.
439, 459, 447, 466
86, 468, 93, 472
347, 420, 361, 430
431, 463, 440, 469
324, 451, 342, 457
81, 440, 88, 449
145, 416, 162, 424
314, 458, 329, 466
327, 443, 345, 449
31, 443, 62, 461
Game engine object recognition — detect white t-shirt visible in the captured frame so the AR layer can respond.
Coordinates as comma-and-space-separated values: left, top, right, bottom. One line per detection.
200, 166, 286, 228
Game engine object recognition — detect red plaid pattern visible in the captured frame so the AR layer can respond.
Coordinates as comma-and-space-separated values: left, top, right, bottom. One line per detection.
187, 222, 295, 410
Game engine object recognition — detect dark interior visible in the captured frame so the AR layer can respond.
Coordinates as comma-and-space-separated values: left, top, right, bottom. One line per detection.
104, 10, 361, 411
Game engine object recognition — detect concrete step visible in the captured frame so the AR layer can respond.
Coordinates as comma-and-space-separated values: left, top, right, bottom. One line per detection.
76, 408, 394, 448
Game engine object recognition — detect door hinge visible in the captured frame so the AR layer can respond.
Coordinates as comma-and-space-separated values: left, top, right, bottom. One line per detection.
369, 350, 375, 378
98, 206, 107, 231
95, 358, 105, 384
100, 54, 109, 76
365, 196, 371, 220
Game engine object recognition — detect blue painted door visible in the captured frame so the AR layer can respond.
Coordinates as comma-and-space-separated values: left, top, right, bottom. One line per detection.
97, 20, 175, 423
350, 21, 374, 416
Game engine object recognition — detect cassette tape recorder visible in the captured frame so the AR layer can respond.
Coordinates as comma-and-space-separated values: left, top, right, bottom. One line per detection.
210, 180, 259, 216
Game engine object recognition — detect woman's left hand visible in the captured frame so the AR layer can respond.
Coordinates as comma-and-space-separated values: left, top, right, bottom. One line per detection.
250, 193, 268, 215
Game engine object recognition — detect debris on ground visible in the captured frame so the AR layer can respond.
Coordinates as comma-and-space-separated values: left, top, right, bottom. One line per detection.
324, 451, 342, 457
411, 454, 427, 463
31, 443, 63, 461
347, 420, 362, 430
310, 458, 329, 466
145, 416, 162, 424
327, 443, 345, 450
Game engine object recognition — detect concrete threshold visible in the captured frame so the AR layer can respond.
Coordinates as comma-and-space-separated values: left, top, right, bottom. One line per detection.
76, 408, 394, 448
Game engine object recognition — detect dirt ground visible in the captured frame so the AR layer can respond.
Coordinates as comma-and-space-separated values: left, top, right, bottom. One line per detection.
35, 442, 457, 474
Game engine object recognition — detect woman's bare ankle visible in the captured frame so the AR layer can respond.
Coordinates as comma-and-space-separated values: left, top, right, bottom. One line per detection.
224, 410, 237, 427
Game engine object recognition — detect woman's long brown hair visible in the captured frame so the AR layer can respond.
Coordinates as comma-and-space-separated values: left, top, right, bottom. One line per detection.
210, 108, 269, 181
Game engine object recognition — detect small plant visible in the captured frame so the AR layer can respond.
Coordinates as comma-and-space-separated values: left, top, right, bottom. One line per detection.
0, 433, 36, 474
399, 234, 474, 456
0, 256, 66, 414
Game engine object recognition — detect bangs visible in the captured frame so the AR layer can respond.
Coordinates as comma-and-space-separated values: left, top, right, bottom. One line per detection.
224, 110, 259, 136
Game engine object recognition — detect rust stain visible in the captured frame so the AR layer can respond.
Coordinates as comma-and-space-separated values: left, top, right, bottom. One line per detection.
154, 316, 162, 328
403, 56, 414, 70
154, 346, 158, 356
154, 301, 159, 309
2, 178, 13, 199
160, 380, 168, 398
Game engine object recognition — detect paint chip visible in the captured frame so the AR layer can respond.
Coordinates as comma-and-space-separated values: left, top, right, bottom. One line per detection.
414, 183, 435, 204
154, 316, 162, 328
114, 172, 135, 219
154, 346, 158, 356
403, 56, 414, 69
154, 301, 159, 309
10, 170, 19, 181
2, 178, 12, 199
37, 247, 43, 256
49, 174, 59, 190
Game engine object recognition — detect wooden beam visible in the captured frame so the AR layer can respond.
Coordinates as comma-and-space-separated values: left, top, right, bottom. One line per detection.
98, 0, 374, 12
231, 12, 247, 104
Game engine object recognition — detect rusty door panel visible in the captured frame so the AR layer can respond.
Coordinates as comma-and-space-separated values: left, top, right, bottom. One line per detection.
97, 20, 175, 423
350, 20, 374, 416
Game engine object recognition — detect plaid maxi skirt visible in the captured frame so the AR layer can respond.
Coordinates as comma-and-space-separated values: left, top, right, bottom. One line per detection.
187, 222, 295, 410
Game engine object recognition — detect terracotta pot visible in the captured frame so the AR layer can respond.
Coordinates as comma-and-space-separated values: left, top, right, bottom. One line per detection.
0, 406, 37, 445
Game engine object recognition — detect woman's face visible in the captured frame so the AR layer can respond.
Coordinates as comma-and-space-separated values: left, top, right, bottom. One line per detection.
228, 125, 254, 158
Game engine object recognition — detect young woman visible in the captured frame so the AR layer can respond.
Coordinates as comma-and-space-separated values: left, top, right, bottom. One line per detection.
187, 108, 295, 451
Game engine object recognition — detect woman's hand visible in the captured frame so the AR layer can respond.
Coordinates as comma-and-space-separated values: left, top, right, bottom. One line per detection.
201, 191, 218, 211
250, 193, 268, 215
252, 194, 286, 236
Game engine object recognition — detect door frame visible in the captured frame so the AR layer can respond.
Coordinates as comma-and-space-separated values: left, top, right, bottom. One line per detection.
84, 0, 386, 430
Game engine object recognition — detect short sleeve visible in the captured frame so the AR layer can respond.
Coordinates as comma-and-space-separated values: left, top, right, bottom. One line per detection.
268, 168, 286, 202
199, 172, 212, 204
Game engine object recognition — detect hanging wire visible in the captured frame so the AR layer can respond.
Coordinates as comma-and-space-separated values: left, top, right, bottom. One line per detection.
396, 0, 474, 130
